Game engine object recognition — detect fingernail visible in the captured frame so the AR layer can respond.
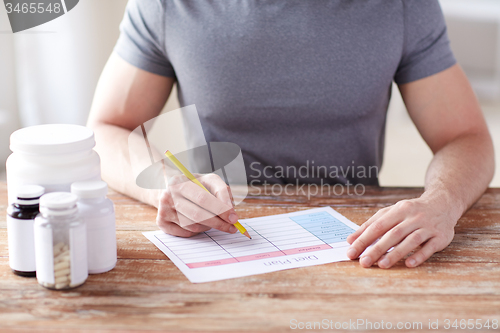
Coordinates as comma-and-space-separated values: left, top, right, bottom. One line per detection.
228, 213, 238, 224
360, 256, 372, 267
408, 258, 417, 267
347, 248, 357, 259
378, 258, 390, 268
229, 225, 237, 233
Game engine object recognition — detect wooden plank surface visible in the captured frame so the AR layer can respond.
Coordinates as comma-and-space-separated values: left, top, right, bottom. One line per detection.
0, 182, 499, 332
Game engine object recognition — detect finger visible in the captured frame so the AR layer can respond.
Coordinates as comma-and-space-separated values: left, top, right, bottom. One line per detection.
156, 202, 205, 236
405, 237, 445, 268
167, 174, 189, 186
199, 174, 239, 222
173, 198, 238, 233
361, 220, 420, 266
176, 212, 213, 234
157, 220, 200, 238
157, 199, 180, 225
226, 186, 236, 208
346, 207, 390, 244
172, 194, 230, 225
376, 229, 431, 269
347, 208, 405, 263
346, 223, 370, 245
157, 192, 212, 234
172, 178, 236, 224
166, 178, 238, 233
169, 173, 237, 223
200, 174, 232, 205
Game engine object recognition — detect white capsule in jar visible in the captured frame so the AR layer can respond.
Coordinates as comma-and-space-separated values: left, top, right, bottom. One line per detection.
34, 192, 88, 290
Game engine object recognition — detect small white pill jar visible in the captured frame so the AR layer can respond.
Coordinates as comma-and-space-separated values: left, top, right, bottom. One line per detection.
34, 192, 88, 290
6, 124, 101, 205
71, 180, 117, 274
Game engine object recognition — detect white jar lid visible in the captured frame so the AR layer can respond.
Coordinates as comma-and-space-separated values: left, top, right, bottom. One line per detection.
15, 185, 45, 205
10, 124, 95, 155
71, 181, 108, 199
16, 185, 45, 199
40, 192, 78, 210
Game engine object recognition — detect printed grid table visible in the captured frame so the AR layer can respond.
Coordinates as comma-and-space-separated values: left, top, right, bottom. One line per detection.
154, 211, 355, 269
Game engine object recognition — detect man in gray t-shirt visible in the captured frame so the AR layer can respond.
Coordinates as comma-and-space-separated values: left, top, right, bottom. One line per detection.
88, 0, 494, 269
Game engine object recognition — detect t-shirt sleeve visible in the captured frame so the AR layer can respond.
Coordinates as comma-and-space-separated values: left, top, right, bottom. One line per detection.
114, 0, 175, 77
394, 0, 456, 84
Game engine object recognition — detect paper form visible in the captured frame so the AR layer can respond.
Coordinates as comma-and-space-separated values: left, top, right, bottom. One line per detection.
143, 206, 359, 283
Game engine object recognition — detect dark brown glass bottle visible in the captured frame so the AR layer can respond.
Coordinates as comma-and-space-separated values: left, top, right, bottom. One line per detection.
6, 185, 44, 277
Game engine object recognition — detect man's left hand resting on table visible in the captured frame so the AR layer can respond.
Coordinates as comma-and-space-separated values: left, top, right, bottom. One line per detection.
346, 64, 495, 269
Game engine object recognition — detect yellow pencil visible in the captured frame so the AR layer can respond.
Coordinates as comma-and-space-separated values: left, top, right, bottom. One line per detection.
164, 150, 251, 239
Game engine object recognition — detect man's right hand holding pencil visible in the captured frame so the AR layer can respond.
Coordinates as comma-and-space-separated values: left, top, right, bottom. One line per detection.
156, 173, 241, 238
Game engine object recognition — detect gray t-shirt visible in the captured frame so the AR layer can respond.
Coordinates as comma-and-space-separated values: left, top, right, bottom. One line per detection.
114, 0, 456, 186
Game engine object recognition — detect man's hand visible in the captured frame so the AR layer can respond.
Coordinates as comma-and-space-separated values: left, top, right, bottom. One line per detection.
346, 64, 494, 269
87, 54, 241, 237
156, 173, 240, 237
346, 191, 459, 268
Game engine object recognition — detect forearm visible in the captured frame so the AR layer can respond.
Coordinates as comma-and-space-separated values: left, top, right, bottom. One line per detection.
347, 131, 494, 268
347, 65, 495, 268
422, 132, 495, 221
91, 122, 161, 208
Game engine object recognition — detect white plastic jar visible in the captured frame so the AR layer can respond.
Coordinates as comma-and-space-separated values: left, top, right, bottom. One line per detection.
34, 192, 88, 290
71, 180, 117, 274
6, 124, 101, 204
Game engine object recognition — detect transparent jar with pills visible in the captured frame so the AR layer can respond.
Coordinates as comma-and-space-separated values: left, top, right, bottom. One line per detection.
34, 192, 88, 290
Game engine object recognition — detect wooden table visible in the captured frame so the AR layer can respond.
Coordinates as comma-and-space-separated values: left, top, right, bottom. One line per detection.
0, 182, 499, 332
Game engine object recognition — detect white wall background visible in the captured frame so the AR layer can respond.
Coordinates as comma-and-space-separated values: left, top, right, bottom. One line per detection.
0, 0, 129, 168
0, 6, 20, 167
379, 0, 500, 187
440, 0, 500, 101
0, 0, 184, 176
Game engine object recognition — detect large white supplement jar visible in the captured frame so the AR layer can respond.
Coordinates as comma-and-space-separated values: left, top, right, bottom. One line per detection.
6, 124, 101, 204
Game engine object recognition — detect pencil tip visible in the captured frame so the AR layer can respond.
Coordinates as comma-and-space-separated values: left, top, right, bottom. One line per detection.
243, 231, 252, 239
